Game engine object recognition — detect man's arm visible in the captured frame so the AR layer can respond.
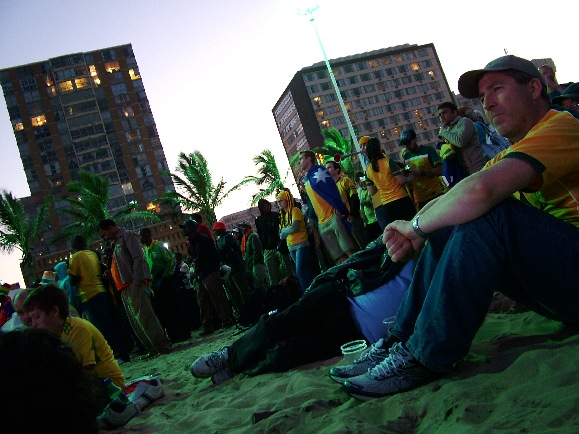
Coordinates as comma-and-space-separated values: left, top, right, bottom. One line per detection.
440, 117, 476, 148
125, 233, 146, 284
385, 158, 539, 261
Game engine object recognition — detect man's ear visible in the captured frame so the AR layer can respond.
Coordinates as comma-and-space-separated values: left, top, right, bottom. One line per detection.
529, 78, 544, 99
51, 305, 60, 318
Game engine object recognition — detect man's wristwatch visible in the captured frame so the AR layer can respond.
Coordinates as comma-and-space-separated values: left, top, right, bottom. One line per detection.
412, 214, 433, 239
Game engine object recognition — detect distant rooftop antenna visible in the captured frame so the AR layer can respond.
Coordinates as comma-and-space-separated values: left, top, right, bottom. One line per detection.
504, 48, 509, 55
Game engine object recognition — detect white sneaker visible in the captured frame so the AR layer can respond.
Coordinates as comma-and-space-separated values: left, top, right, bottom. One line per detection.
190, 347, 230, 378
129, 378, 165, 411
98, 399, 139, 428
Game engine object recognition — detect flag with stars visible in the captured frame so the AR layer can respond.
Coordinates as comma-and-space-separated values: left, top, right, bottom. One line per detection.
305, 165, 349, 217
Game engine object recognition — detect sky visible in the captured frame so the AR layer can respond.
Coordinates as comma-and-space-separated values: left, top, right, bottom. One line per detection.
0, 0, 575, 286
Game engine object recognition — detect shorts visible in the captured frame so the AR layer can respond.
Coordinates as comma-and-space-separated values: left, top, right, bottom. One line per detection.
319, 213, 358, 263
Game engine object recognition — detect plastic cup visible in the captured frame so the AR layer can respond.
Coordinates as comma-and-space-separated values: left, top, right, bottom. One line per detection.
340, 339, 367, 365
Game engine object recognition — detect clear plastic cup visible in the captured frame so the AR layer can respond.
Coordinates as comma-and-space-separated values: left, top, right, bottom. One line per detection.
340, 339, 367, 365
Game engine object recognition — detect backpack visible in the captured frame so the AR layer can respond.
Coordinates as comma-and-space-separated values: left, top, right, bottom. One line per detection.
479, 123, 511, 159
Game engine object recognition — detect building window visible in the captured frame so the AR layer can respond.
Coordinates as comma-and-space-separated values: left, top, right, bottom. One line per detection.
74, 78, 88, 89
398, 65, 409, 74
129, 68, 141, 80
410, 62, 420, 71
20, 77, 37, 91
31, 115, 47, 127
59, 81, 74, 93
342, 64, 354, 74
316, 70, 327, 80
360, 73, 371, 82
368, 59, 380, 68
320, 82, 331, 91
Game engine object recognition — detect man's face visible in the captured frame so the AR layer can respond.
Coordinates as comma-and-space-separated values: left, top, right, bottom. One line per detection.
28, 306, 63, 334
325, 163, 338, 177
139, 232, 152, 245
539, 66, 555, 82
182, 225, 196, 237
300, 154, 312, 171
560, 98, 579, 110
438, 107, 456, 126
99, 228, 112, 241
478, 72, 538, 142
14, 294, 31, 326
404, 141, 417, 153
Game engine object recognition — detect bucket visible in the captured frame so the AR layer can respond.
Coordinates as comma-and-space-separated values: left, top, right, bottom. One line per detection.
340, 339, 367, 365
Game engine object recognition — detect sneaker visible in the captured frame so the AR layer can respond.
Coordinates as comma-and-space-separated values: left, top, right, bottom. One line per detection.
211, 367, 235, 385
329, 338, 388, 384
97, 399, 140, 429
129, 378, 165, 411
343, 342, 439, 400
190, 347, 230, 378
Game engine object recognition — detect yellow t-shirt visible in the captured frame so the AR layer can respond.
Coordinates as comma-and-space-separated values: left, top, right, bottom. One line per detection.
335, 176, 357, 212
68, 250, 106, 303
366, 158, 409, 206
486, 109, 579, 227
282, 207, 309, 247
403, 146, 444, 204
61, 316, 124, 388
305, 180, 334, 225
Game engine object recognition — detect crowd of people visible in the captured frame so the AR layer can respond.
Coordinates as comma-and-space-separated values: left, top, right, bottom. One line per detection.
0, 54, 577, 430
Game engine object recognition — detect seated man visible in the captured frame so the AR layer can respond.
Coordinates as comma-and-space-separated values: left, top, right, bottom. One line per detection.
24, 284, 124, 409
339, 55, 579, 400
189, 237, 413, 384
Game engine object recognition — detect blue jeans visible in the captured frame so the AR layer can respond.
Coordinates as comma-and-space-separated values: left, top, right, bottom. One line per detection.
290, 245, 315, 293
391, 198, 579, 372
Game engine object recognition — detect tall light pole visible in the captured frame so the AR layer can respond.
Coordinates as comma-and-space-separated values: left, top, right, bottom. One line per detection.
298, 5, 366, 170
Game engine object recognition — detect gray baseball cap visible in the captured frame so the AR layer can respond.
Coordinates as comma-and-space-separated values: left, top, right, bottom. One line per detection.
458, 55, 546, 99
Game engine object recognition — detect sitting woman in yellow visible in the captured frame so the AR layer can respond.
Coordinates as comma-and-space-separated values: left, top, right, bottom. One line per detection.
364, 137, 416, 230
276, 190, 315, 294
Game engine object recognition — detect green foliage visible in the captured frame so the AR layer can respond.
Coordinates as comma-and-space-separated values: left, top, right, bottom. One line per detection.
0, 190, 51, 280
58, 171, 160, 242
312, 128, 360, 179
157, 151, 239, 227
232, 149, 288, 206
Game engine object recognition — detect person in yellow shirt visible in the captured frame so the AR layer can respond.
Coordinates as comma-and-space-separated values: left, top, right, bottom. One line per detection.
24, 284, 124, 411
69, 235, 131, 363
364, 137, 416, 230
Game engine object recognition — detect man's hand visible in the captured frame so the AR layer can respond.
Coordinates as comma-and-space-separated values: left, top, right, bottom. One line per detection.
384, 220, 426, 262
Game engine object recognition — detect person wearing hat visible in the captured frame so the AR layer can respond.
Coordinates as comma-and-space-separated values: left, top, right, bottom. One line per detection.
181, 218, 234, 335
238, 221, 269, 290
552, 82, 579, 113
399, 129, 445, 209
276, 190, 315, 293
341, 55, 579, 400
212, 221, 251, 318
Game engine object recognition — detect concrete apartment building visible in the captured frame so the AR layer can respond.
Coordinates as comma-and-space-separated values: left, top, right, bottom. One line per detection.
273, 43, 460, 179
0, 43, 182, 282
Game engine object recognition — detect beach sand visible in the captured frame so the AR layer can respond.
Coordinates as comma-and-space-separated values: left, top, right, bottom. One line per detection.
111, 311, 579, 433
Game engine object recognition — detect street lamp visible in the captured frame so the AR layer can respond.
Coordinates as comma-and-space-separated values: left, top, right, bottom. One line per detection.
297, 4, 366, 170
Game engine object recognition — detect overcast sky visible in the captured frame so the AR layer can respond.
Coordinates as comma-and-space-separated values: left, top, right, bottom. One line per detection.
0, 0, 574, 285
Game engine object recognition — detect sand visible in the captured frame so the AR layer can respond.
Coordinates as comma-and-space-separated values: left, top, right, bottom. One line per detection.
111, 311, 579, 433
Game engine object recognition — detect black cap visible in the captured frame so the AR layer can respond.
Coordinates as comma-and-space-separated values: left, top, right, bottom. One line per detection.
552, 82, 579, 105
399, 129, 416, 145
179, 218, 198, 230
458, 55, 546, 99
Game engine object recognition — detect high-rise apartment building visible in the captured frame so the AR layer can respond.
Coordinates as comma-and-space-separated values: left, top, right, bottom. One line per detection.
0, 43, 175, 257
273, 43, 458, 178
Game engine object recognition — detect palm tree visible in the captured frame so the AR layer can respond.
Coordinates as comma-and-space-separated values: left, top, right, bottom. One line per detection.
0, 190, 51, 281
315, 128, 359, 179
158, 151, 238, 227
57, 171, 160, 242
233, 149, 288, 206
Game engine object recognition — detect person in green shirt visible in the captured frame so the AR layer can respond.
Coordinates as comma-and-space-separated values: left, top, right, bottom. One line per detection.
139, 227, 189, 343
